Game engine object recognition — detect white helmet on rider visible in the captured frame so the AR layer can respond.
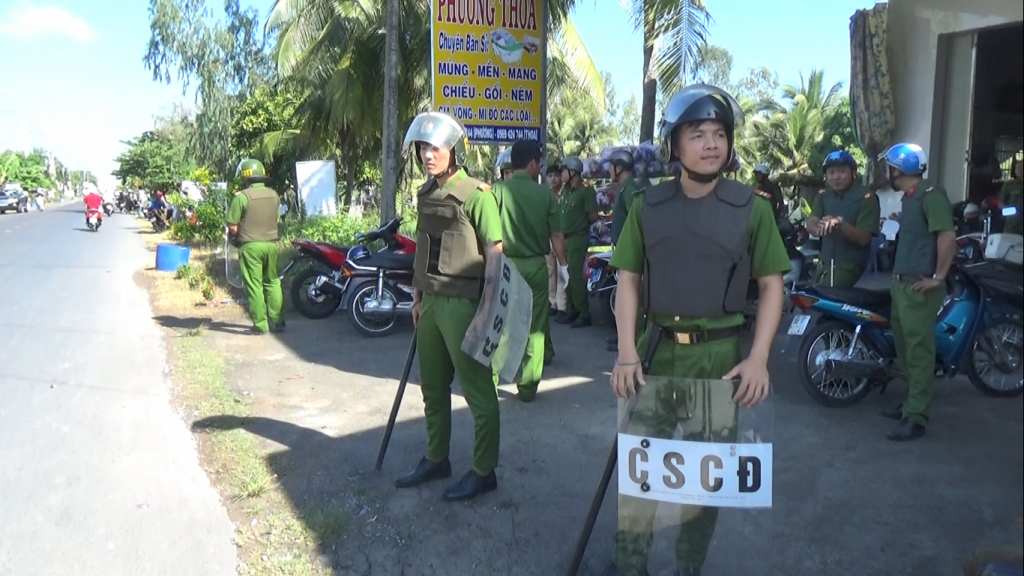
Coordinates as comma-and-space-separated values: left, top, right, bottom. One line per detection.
754, 163, 770, 175
963, 202, 980, 220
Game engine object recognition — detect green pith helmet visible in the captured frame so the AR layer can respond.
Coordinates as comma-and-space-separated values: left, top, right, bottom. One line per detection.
235, 158, 267, 182
402, 111, 470, 168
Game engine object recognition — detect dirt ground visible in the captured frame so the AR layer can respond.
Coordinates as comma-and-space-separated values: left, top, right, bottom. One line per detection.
134, 223, 1023, 576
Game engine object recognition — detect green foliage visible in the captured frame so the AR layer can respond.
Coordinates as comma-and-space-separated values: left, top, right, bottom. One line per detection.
113, 128, 195, 192
0, 149, 54, 190
547, 86, 618, 162
230, 83, 301, 192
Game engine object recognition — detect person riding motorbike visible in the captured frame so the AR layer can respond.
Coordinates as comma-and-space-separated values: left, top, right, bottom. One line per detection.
753, 163, 786, 220
84, 188, 103, 227
148, 191, 171, 227
806, 150, 881, 287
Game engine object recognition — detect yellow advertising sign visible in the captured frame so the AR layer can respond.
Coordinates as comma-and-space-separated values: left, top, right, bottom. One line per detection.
430, 0, 547, 144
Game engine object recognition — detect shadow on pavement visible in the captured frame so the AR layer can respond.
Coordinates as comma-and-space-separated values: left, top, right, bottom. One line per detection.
153, 314, 257, 336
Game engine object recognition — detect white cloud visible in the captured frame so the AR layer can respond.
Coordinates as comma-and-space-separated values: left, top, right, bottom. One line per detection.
0, 4, 96, 41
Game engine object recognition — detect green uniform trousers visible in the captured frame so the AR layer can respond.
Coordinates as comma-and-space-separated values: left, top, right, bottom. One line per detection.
507, 255, 550, 400
890, 278, 946, 425
238, 241, 284, 332
614, 329, 742, 575
565, 234, 590, 319
417, 292, 500, 475
813, 261, 863, 288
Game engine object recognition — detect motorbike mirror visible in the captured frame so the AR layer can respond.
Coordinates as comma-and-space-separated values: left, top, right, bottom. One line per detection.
1001, 206, 1018, 217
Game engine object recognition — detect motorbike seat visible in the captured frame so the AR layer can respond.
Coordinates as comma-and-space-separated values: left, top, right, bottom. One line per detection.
816, 286, 891, 308
360, 252, 414, 270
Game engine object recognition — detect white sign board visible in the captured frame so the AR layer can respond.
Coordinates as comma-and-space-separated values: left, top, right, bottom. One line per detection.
295, 160, 337, 217
617, 433, 773, 508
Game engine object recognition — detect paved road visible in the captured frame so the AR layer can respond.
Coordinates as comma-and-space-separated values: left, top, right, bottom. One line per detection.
0, 205, 236, 575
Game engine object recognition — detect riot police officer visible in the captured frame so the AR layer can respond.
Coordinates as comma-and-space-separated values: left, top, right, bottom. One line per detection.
605, 84, 791, 576
607, 149, 644, 352
807, 150, 882, 287
394, 111, 505, 501
878, 142, 955, 442
226, 158, 285, 335
556, 156, 598, 328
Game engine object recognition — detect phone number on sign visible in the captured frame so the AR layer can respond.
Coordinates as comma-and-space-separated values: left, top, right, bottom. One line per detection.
465, 125, 540, 143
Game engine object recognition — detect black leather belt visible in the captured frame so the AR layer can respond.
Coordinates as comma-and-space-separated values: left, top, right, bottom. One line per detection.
660, 325, 741, 345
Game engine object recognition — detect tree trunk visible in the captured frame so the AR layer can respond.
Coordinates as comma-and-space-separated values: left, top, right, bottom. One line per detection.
379, 0, 401, 225
639, 30, 658, 144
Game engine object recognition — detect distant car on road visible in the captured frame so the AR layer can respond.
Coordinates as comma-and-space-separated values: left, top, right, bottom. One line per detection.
0, 183, 30, 214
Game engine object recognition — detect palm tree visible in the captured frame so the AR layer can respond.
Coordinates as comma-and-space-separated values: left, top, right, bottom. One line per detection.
622, 0, 711, 142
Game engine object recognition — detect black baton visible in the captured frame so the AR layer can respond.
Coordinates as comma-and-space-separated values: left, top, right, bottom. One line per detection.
374, 327, 418, 472
564, 327, 662, 576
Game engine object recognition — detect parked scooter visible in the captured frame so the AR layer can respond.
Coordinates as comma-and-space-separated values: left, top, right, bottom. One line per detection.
786, 206, 1023, 407
743, 218, 813, 327
586, 251, 616, 327
284, 217, 415, 320
342, 218, 417, 337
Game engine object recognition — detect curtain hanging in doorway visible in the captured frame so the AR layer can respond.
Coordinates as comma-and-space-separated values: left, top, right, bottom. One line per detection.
850, 3, 896, 190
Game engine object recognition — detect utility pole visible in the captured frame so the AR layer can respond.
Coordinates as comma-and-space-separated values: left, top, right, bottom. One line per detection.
379, 0, 401, 225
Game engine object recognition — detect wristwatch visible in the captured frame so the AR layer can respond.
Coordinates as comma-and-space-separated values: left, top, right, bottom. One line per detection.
932, 273, 945, 281
835, 216, 845, 224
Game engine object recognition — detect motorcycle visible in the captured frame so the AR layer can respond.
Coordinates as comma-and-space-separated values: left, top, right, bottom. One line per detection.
103, 200, 115, 217
786, 206, 1023, 407
343, 218, 417, 338
586, 251, 616, 327
85, 208, 102, 231
285, 217, 415, 320
147, 208, 169, 232
743, 218, 813, 327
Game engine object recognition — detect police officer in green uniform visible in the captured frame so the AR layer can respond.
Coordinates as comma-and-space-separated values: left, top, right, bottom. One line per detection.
394, 111, 505, 501
605, 84, 792, 576
607, 149, 644, 352
807, 150, 882, 287
491, 140, 568, 402
556, 156, 598, 328
877, 142, 956, 442
226, 158, 285, 335
753, 163, 786, 220
495, 148, 514, 182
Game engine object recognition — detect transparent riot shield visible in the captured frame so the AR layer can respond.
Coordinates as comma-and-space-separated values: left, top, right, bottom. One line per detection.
224, 226, 243, 289
461, 253, 533, 382
615, 376, 773, 576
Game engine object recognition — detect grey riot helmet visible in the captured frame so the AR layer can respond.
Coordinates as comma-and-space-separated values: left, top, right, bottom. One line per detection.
402, 111, 470, 172
608, 149, 635, 172
560, 156, 584, 175
658, 83, 745, 184
495, 148, 513, 180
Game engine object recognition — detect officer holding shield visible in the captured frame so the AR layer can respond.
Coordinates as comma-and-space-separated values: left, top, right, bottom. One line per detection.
604, 84, 791, 576
491, 140, 569, 401
395, 111, 505, 502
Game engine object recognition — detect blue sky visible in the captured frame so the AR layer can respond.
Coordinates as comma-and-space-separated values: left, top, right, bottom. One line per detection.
0, 0, 879, 181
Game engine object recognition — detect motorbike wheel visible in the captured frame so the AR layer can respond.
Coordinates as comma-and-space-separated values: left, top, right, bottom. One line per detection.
797, 320, 879, 407
289, 267, 342, 320
965, 316, 1024, 398
589, 275, 617, 328
347, 280, 401, 338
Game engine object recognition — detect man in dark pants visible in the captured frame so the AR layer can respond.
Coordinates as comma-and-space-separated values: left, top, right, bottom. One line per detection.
605, 84, 790, 576
877, 142, 955, 442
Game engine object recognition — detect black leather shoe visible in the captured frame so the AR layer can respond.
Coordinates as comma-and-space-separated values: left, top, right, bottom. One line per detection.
886, 418, 926, 442
395, 457, 452, 488
607, 336, 618, 345
570, 316, 592, 329
555, 312, 578, 324
270, 320, 286, 333
549, 307, 558, 317
441, 469, 497, 502
879, 403, 903, 420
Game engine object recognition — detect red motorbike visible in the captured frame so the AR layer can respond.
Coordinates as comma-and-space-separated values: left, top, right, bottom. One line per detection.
285, 217, 415, 319
85, 208, 103, 232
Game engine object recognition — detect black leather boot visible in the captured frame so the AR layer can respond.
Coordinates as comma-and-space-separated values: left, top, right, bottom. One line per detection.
441, 469, 497, 502
555, 311, 577, 325
886, 418, 926, 442
394, 457, 451, 488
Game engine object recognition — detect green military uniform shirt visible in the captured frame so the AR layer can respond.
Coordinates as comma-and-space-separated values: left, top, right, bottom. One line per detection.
892, 179, 954, 277
492, 171, 561, 258
610, 191, 792, 331
811, 183, 881, 271
611, 177, 643, 245
559, 181, 598, 237
754, 179, 786, 219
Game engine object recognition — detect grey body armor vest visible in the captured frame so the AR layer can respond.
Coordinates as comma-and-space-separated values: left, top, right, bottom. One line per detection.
641, 178, 754, 318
